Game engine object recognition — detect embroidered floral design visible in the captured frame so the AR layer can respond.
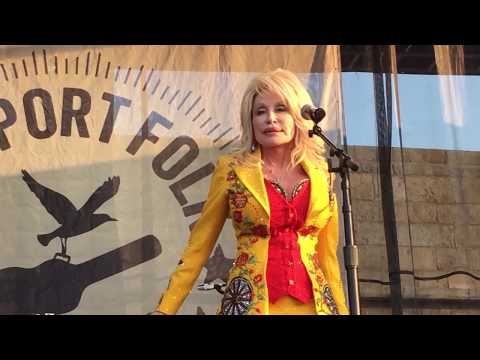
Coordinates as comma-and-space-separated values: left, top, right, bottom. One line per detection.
227, 170, 237, 182
220, 277, 253, 315
228, 173, 247, 195
235, 253, 249, 267
226, 252, 266, 314
233, 210, 243, 223
298, 225, 320, 236
312, 253, 323, 271
316, 274, 326, 285
309, 253, 323, 271
307, 252, 339, 314
251, 224, 269, 238
322, 285, 339, 315
231, 193, 248, 209
238, 216, 269, 239
226, 165, 270, 241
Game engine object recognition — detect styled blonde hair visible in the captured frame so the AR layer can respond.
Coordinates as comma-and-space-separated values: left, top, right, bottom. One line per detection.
231, 68, 327, 170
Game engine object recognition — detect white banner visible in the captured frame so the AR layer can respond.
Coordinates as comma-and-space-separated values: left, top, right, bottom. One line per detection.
0, 45, 343, 314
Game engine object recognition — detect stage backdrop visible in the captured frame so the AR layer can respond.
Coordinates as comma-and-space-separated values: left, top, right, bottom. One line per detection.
0, 45, 344, 314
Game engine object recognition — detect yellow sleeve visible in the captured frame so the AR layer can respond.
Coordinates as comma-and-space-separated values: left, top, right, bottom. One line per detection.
156, 156, 230, 314
316, 195, 349, 315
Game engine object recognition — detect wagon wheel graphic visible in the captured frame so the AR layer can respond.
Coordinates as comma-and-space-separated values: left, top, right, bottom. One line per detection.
220, 277, 253, 315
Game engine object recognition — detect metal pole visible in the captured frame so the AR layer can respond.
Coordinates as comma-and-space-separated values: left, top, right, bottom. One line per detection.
309, 126, 361, 315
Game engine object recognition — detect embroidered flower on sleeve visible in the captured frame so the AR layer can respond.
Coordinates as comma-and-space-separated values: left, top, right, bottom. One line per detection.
253, 274, 262, 284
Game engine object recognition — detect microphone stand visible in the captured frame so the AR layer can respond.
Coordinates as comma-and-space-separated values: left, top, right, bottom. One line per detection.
308, 123, 361, 315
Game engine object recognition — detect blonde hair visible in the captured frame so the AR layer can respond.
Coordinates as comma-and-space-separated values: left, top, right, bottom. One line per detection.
231, 68, 327, 170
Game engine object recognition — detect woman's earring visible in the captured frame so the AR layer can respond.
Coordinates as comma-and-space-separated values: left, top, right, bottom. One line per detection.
250, 143, 256, 152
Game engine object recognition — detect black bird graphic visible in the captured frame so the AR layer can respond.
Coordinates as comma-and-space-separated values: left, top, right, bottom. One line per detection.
21, 170, 120, 262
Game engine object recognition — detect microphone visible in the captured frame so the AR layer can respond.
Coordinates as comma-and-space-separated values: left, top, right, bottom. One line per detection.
301, 104, 326, 124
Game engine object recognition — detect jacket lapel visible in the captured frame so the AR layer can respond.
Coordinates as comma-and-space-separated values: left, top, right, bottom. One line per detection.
301, 158, 330, 222
232, 150, 330, 220
232, 148, 270, 217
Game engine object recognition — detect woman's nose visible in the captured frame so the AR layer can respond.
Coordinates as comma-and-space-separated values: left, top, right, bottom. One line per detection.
266, 110, 277, 123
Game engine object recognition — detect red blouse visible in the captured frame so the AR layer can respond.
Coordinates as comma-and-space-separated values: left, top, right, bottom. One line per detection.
264, 178, 314, 304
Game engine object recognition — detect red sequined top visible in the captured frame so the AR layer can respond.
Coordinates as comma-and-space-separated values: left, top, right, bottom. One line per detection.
264, 178, 314, 304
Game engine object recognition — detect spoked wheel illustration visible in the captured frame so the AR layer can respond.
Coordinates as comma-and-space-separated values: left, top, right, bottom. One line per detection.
220, 277, 253, 315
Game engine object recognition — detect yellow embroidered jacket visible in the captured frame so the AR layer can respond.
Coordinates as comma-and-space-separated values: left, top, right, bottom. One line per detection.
156, 149, 349, 315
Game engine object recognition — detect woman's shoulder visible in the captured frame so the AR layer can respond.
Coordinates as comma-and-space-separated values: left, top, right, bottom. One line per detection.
215, 152, 243, 169
303, 155, 329, 174
210, 154, 239, 180
216, 150, 260, 171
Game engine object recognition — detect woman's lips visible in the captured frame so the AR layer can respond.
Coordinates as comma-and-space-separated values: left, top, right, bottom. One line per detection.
264, 129, 282, 134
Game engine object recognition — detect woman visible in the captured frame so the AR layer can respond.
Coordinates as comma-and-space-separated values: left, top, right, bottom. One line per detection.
152, 68, 348, 315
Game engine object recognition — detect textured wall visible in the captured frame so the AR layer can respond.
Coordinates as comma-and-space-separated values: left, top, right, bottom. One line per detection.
348, 146, 480, 315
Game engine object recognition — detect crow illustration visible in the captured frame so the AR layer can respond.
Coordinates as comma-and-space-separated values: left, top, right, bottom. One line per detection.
21, 170, 120, 262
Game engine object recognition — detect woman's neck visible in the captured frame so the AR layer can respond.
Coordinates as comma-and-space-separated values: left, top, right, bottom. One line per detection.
261, 144, 293, 170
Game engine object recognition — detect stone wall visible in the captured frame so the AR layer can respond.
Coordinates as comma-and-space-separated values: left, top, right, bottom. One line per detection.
347, 146, 480, 315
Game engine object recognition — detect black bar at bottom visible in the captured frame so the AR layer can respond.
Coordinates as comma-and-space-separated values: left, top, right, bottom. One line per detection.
361, 297, 480, 310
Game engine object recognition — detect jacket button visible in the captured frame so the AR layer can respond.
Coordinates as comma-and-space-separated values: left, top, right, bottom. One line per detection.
288, 280, 295, 286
